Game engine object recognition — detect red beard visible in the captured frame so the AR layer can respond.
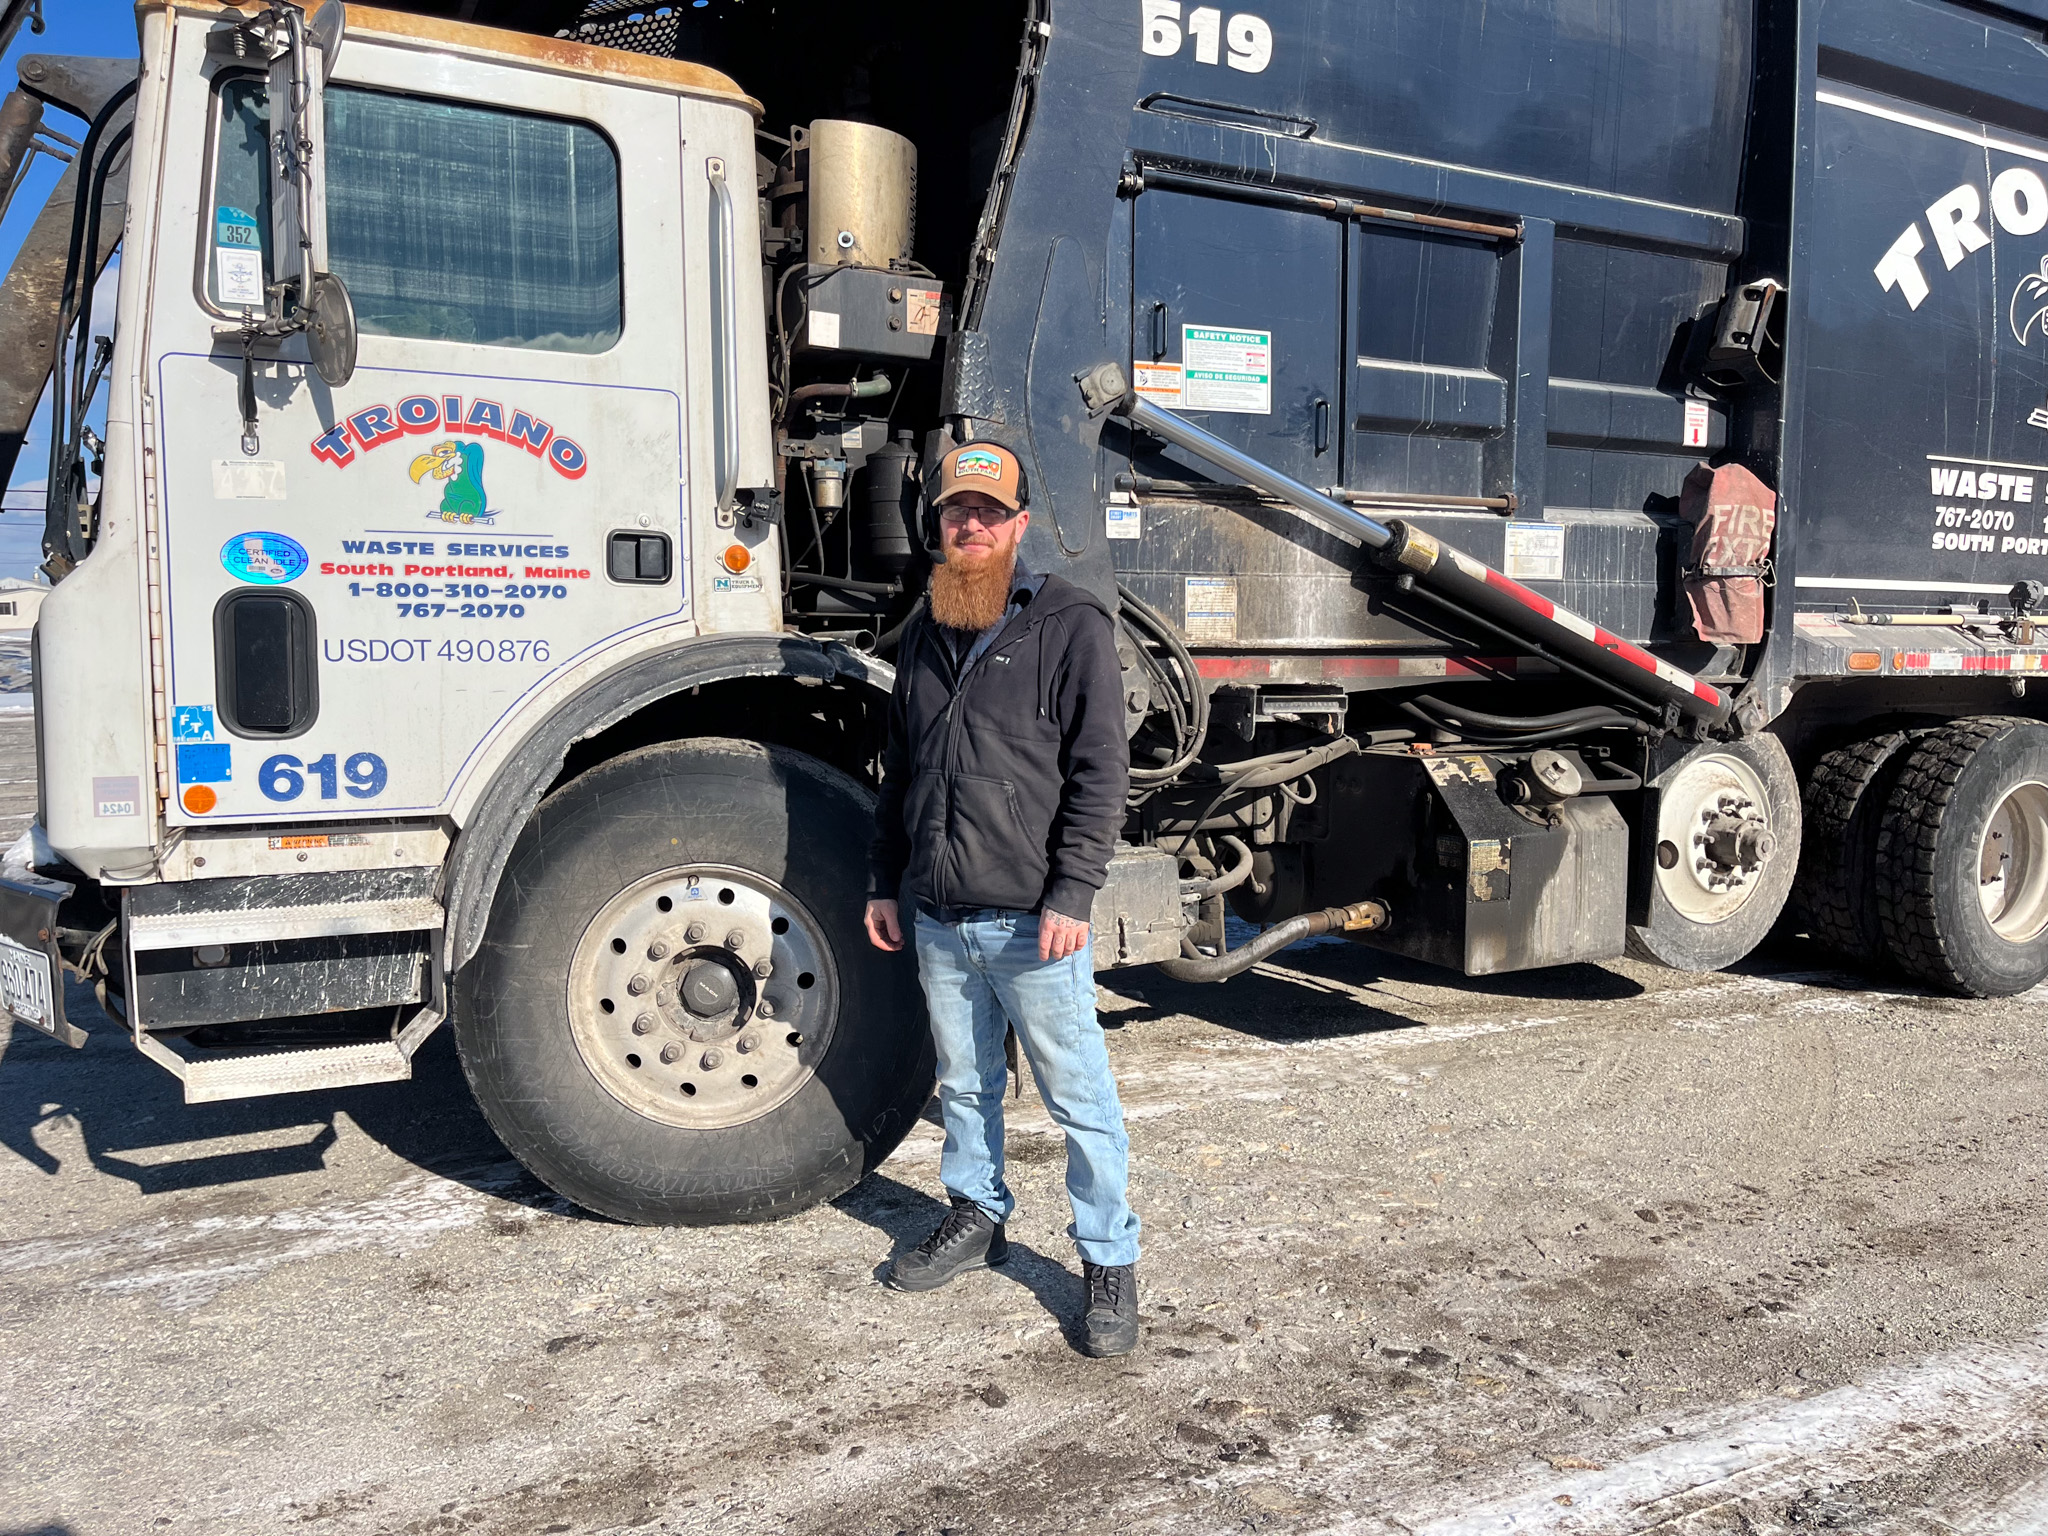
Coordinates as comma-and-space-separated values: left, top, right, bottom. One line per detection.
928, 545, 1016, 632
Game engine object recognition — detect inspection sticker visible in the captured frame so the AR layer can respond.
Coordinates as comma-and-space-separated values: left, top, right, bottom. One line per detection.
808, 310, 841, 349
1184, 575, 1238, 643
92, 776, 140, 818
214, 206, 264, 307
1105, 494, 1142, 541
1503, 522, 1566, 582
1182, 326, 1272, 414
1133, 361, 1184, 406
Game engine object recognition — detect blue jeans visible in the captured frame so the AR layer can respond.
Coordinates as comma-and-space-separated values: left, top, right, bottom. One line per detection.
913, 909, 1141, 1267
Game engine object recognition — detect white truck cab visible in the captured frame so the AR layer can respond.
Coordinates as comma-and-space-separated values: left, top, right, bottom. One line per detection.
43, 2, 777, 873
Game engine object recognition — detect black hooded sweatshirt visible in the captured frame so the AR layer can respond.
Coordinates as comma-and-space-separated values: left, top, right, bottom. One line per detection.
867, 571, 1129, 922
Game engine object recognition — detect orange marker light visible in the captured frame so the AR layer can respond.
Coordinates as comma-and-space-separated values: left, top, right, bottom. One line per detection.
1846, 651, 1882, 672
722, 544, 752, 573
182, 784, 217, 814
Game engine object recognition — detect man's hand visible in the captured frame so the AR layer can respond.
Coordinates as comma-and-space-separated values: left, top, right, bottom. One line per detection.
864, 898, 904, 952
1039, 908, 1089, 962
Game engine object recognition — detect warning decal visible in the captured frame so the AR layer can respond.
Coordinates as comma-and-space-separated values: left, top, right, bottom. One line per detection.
1133, 361, 1184, 406
1182, 326, 1272, 414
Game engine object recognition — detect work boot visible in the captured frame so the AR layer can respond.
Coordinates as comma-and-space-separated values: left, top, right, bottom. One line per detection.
885, 1195, 1010, 1292
1081, 1261, 1140, 1357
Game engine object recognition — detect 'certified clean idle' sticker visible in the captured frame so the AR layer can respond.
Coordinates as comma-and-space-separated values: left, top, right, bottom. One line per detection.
220, 531, 308, 585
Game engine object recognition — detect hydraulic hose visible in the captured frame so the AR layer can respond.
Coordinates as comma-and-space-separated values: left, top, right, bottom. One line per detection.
1120, 583, 1209, 786
788, 374, 892, 410
1193, 835, 1253, 899
1159, 900, 1389, 983
1406, 695, 1650, 735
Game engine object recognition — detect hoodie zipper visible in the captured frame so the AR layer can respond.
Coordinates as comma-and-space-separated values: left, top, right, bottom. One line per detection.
930, 606, 1043, 910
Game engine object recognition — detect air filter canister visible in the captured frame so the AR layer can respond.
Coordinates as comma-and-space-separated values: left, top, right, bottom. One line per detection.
807, 120, 917, 270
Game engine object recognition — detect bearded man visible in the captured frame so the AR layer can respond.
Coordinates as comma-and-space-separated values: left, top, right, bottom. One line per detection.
864, 439, 1141, 1357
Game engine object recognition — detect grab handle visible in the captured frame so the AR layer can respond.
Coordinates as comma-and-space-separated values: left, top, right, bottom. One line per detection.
707, 156, 741, 511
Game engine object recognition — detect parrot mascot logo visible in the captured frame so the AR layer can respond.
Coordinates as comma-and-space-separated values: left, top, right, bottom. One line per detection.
408, 440, 496, 524
2011, 255, 2048, 346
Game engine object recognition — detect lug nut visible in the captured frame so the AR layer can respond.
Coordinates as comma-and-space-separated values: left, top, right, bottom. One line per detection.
756, 998, 775, 1018
632, 1013, 656, 1035
738, 1033, 760, 1054
627, 974, 651, 996
685, 922, 706, 943
724, 929, 745, 951
648, 940, 670, 961
753, 957, 773, 979
701, 1048, 724, 1070
660, 1042, 682, 1065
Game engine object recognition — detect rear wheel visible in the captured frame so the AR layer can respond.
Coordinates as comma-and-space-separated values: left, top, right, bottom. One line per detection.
1626, 734, 1800, 972
1877, 717, 2048, 997
1791, 731, 1913, 965
454, 737, 933, 1224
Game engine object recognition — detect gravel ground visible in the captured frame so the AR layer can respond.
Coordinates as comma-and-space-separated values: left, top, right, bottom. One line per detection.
3, 917, 2045, 1535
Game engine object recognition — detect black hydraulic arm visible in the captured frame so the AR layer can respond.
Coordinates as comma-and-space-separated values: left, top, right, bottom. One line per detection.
1074, 363, 1730, 727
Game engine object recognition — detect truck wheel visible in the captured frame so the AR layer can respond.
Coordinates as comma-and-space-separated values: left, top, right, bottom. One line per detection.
454, 737, 933, 1224
1791, 732, 1913, 965
1877, 717, 2048, 997
1626, 734, 1800, 972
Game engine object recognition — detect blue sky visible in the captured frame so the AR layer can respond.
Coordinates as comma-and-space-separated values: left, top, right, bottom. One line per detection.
0, 0, 140, 582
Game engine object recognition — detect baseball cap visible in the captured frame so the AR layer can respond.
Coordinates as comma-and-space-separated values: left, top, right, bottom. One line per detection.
934, 441, 1028, 511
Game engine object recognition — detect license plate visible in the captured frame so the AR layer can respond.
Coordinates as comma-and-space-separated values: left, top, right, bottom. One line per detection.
0, 933, 56, 1034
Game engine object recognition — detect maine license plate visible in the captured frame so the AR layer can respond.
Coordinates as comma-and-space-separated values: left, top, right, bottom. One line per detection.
0, 933, 55, 1035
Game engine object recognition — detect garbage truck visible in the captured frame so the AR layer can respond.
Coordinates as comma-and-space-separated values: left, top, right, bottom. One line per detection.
3, 0, 2046, 1223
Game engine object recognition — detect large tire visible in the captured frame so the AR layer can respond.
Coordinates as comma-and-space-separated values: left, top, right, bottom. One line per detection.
1626, 733, 1801, 972
1791, 731, 1913, 965
1877, 717, 2048, 997
454, 738, 934, 1224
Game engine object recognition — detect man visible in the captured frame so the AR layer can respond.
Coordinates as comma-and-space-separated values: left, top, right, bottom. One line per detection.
864, 439, 1141, 1358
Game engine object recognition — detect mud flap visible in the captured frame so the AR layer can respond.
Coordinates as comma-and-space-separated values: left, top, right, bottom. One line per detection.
0, 871, 83, 1047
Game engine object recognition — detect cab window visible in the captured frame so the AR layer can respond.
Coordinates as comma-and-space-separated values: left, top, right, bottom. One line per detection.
204, 79, 623, 354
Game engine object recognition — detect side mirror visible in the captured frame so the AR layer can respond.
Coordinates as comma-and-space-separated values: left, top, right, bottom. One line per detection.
228, 0, 355, 436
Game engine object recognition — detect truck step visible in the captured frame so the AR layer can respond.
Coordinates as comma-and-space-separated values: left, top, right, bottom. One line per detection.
134, 1003, 446, 1103
126, 897, 444, 950
179, 1039, 414, 1103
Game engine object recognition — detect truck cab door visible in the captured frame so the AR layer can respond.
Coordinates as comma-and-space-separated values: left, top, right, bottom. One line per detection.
144, 15, 762, 829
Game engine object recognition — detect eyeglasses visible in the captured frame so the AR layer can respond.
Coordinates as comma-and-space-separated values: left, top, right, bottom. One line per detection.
938, 503, 1022, 526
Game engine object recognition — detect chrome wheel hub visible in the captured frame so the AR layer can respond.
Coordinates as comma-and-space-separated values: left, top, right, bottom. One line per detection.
1652, 752, 1777, 925
567, 864, 837, 1129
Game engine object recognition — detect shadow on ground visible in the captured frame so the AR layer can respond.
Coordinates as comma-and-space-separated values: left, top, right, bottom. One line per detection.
0, 977, 570, 1215
831, 1171, 1082, 1337
1101, 933, 1646, 1040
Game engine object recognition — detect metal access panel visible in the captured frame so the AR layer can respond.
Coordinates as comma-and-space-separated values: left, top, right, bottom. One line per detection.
1783, 0, 2048, 613
1099, 0, 1755, 652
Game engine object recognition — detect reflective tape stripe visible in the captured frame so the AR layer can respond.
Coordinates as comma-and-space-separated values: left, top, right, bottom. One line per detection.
1476, 566, 1722, 705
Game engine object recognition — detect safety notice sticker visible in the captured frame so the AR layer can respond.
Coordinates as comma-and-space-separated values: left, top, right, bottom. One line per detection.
1182, 326, 1272, 414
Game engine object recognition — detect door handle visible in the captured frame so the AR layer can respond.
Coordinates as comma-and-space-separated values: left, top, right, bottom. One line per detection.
707, 156, 741, 512
1314, 397, 1331, 456
1150, 301, 1169, 360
